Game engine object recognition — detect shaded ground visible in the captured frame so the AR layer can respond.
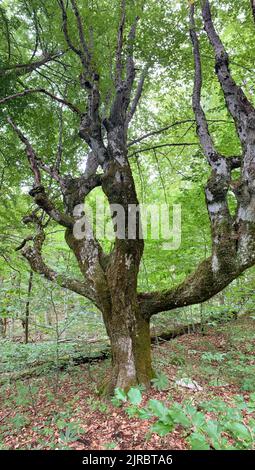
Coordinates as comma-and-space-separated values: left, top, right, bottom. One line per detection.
0, 315, 254, 450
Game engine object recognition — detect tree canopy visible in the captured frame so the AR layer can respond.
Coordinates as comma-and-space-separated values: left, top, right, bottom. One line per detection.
1, 0, 255, 392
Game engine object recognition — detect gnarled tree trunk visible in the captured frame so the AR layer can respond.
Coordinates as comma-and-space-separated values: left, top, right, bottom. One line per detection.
3, 0, 255, 394
102, 305, 153, 393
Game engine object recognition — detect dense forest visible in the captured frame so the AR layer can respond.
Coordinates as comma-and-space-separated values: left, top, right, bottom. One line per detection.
0, 0, 255, 454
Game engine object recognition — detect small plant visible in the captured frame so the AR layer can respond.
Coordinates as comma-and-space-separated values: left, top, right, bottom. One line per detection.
58, 422, 82, 445
111, 386, 142, 408
104, 441, 117, 449
86, 397, 109, 413
151, 372, 169, 391
9, 412, 30, 431
112, 388, 255, 450
201, 352, 226, 363
169, 355, 185, 366
242, 377, 255, 392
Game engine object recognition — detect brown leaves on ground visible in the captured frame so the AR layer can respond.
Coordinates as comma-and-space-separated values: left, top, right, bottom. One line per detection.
0, 316, 254, 450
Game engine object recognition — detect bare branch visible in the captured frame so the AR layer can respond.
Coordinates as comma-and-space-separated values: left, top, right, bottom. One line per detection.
128, 118, 234, 147
189, 3, 218, 166
128, 119, 195, 147
115, 0, 126, 85
7, 116, 65, 187
7, 116, 41, 186
128, 141, 198, 158
6, 118, 74, 227
0, 52, 64, 79
70, 0, 91, 69
0, 88, 81, 115
126, 63, 149, 125
58, 0, 82, 58
251, 0, 255, 23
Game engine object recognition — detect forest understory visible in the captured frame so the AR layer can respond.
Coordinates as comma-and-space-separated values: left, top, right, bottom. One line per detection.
0, 314, 254, 450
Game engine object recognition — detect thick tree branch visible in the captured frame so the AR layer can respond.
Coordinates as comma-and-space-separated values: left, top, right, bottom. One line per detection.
137, 3, 248, 319
23, 246, 93, 298
29, 186, 74, 228
229, 155, 241, 169
109, 9, 140, 129
190, 3, 219, 167
20, 226, 95, 301
202, 0, 255, 146
125, 15, 139, 93
138, 254, 250, 319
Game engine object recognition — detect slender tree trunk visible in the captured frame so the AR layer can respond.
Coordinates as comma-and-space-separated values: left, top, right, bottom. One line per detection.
24, 271, 33, 344
0, 318, 5, 338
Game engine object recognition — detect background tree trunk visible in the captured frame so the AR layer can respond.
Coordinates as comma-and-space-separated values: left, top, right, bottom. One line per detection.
24, 271, 33, 344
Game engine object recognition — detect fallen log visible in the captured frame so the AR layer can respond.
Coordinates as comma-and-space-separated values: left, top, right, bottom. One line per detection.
150, 322, 201, 343
0, 320, 211, 384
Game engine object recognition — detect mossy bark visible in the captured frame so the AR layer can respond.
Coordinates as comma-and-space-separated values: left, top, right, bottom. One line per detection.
100, 307, 154, 394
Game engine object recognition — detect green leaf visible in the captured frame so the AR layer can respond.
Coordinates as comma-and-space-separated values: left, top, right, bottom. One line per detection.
114, 387, 127, 402
138, 408, 153, 419
151, 421, 173, 437
227, 423, 251, 442
168, 404, 191, 428
127, 387, 142, 406
205, 420, 220, 441
191, 412, 206, 429
151, 372, 169, 391
148, 399, 170, 423
188, 432, 210, 450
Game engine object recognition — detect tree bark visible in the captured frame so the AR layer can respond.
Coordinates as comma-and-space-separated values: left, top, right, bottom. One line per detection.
0, 318, 6, 338
101, 306, 153, 393
24, 271, 33, 344
99, 146, 154, 392
251, 0, 255, 23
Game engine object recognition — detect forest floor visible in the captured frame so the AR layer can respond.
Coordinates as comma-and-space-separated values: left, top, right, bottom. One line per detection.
0, 315, 254, 450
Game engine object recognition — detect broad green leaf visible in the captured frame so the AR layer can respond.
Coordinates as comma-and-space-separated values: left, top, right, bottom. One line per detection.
127, 387, 142, 406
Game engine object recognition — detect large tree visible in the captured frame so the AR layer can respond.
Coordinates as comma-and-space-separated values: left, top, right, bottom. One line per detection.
1, 0, 255, 393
